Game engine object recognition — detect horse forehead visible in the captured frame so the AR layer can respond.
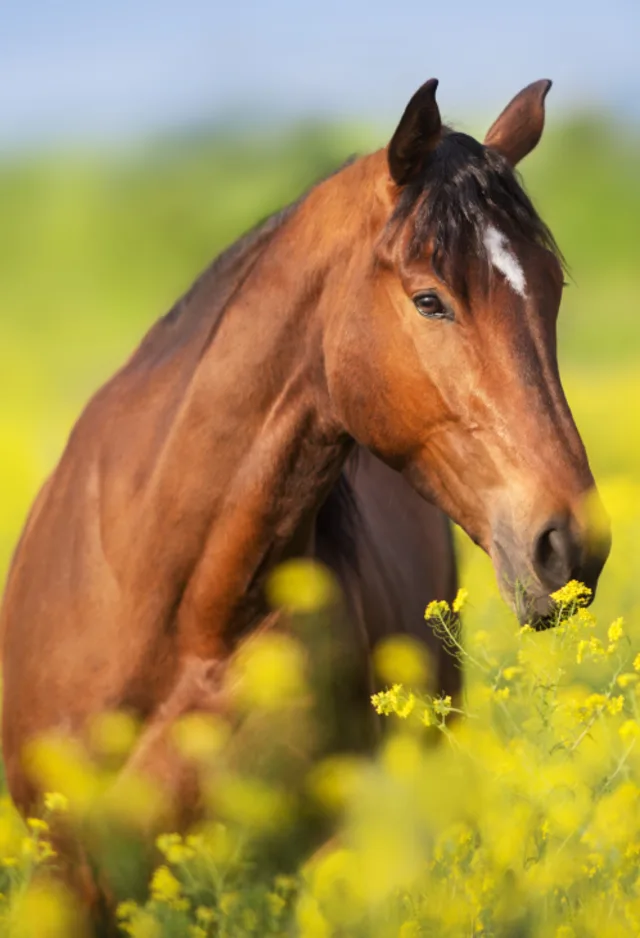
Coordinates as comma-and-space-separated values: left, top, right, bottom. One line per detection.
482, 225, 527, 299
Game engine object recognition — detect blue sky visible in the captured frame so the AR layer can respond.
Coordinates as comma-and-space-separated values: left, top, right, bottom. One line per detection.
2, 0, 638, 150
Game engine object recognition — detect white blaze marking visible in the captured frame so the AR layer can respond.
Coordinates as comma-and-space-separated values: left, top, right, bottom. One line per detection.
483, 225, 527, 298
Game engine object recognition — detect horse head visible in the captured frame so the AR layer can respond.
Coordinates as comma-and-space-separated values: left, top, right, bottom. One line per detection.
326, 79, 610, 627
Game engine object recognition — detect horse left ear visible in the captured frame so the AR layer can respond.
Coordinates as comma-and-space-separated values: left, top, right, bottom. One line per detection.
484, 79, 552, 166
388, 78, 442, 186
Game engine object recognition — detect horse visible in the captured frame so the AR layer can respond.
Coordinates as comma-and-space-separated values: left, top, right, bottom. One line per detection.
1, 77, 610, 926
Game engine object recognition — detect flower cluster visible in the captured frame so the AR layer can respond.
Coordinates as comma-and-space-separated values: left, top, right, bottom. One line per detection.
371, 683, 455, 728
5, 563, 640, 937
115, 830, 298, 938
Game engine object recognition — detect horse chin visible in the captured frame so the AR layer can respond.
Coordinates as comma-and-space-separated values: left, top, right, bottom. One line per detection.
528, 609, 559, 632
513, 589, 558, 631
507, 579, 603, 631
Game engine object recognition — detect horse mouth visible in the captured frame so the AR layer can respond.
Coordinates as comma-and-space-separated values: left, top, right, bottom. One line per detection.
529, 610, 560, 632
514, 589, 557, 630
513, 586, 596, 632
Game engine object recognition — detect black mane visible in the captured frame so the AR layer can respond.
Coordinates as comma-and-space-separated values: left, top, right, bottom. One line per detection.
131, 202, 299, 370
388, 128, 563, 296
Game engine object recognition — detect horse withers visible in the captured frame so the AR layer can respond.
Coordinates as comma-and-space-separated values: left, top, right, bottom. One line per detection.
1, 78, 610, 922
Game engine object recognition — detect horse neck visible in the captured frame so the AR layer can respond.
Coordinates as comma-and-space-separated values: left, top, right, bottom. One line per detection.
143, 152, 388, 651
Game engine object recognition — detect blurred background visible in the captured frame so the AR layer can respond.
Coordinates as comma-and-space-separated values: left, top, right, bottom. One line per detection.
1, 0, 639, 609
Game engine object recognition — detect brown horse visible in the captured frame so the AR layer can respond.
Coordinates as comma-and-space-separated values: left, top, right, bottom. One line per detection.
1, 78, 609, 917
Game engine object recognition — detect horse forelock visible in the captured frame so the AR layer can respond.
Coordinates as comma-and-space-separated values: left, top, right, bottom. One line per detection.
385, 127, 564, 297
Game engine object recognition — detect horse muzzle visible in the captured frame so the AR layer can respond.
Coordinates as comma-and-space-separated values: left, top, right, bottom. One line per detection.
490, 502, 612, 629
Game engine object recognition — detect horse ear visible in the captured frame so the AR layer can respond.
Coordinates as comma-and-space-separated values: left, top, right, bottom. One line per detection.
484, 79, 552, 166
388, 79, 442, 186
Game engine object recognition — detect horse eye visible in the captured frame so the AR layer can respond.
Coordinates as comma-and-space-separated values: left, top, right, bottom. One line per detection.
413, 291, 450, 320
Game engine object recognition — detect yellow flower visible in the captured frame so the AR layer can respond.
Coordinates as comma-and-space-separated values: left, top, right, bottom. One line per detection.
452, 588, 469, 614
433, 695, 452, 717
26, 818, 49, 834
374, 636, 430, 687
425, 599, 450, 620
371, 684, 406, 716
43, 792, 68, 814
577, 608, 596, 628
185, 834, 205, 853
634, 653, 640, 673
583, 693, 607, 715
372, 687, 395, 715
117, 900, 140, 921
606, 695, 624, 716
267, 559, 336, 612
156, 833, 196, 866
196, 906, 216, 924
422, 709, 433, 727
617, 673, 639, 688
123, 911, 161, 938
577, 636, 605, 663
503, 667, 522, 681
619, 720, 640, 742
551, 580, 592, 608
156, 832, 180, 853
608, 618, 624, 643
397, 693, 416, 719
493, 687, 510, 701
150, 865, 183, 905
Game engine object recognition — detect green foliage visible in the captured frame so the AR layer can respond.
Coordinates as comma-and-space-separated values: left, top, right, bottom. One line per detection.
523, 117, 640, 367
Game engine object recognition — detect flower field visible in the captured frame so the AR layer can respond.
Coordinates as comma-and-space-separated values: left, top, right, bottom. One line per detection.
4, 543, 640, 937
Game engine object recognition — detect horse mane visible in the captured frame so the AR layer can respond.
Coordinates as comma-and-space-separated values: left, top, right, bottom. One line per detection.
315, 457, 361, 577
129, 201, 300, 370
387, 127, 564, 297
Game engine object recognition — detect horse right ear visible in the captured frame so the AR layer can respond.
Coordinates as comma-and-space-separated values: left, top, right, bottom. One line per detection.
484, 80, 552, 166
388, 79, 442, 187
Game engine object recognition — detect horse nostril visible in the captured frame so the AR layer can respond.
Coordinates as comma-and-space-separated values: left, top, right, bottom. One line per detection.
533, 520, 577, 591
